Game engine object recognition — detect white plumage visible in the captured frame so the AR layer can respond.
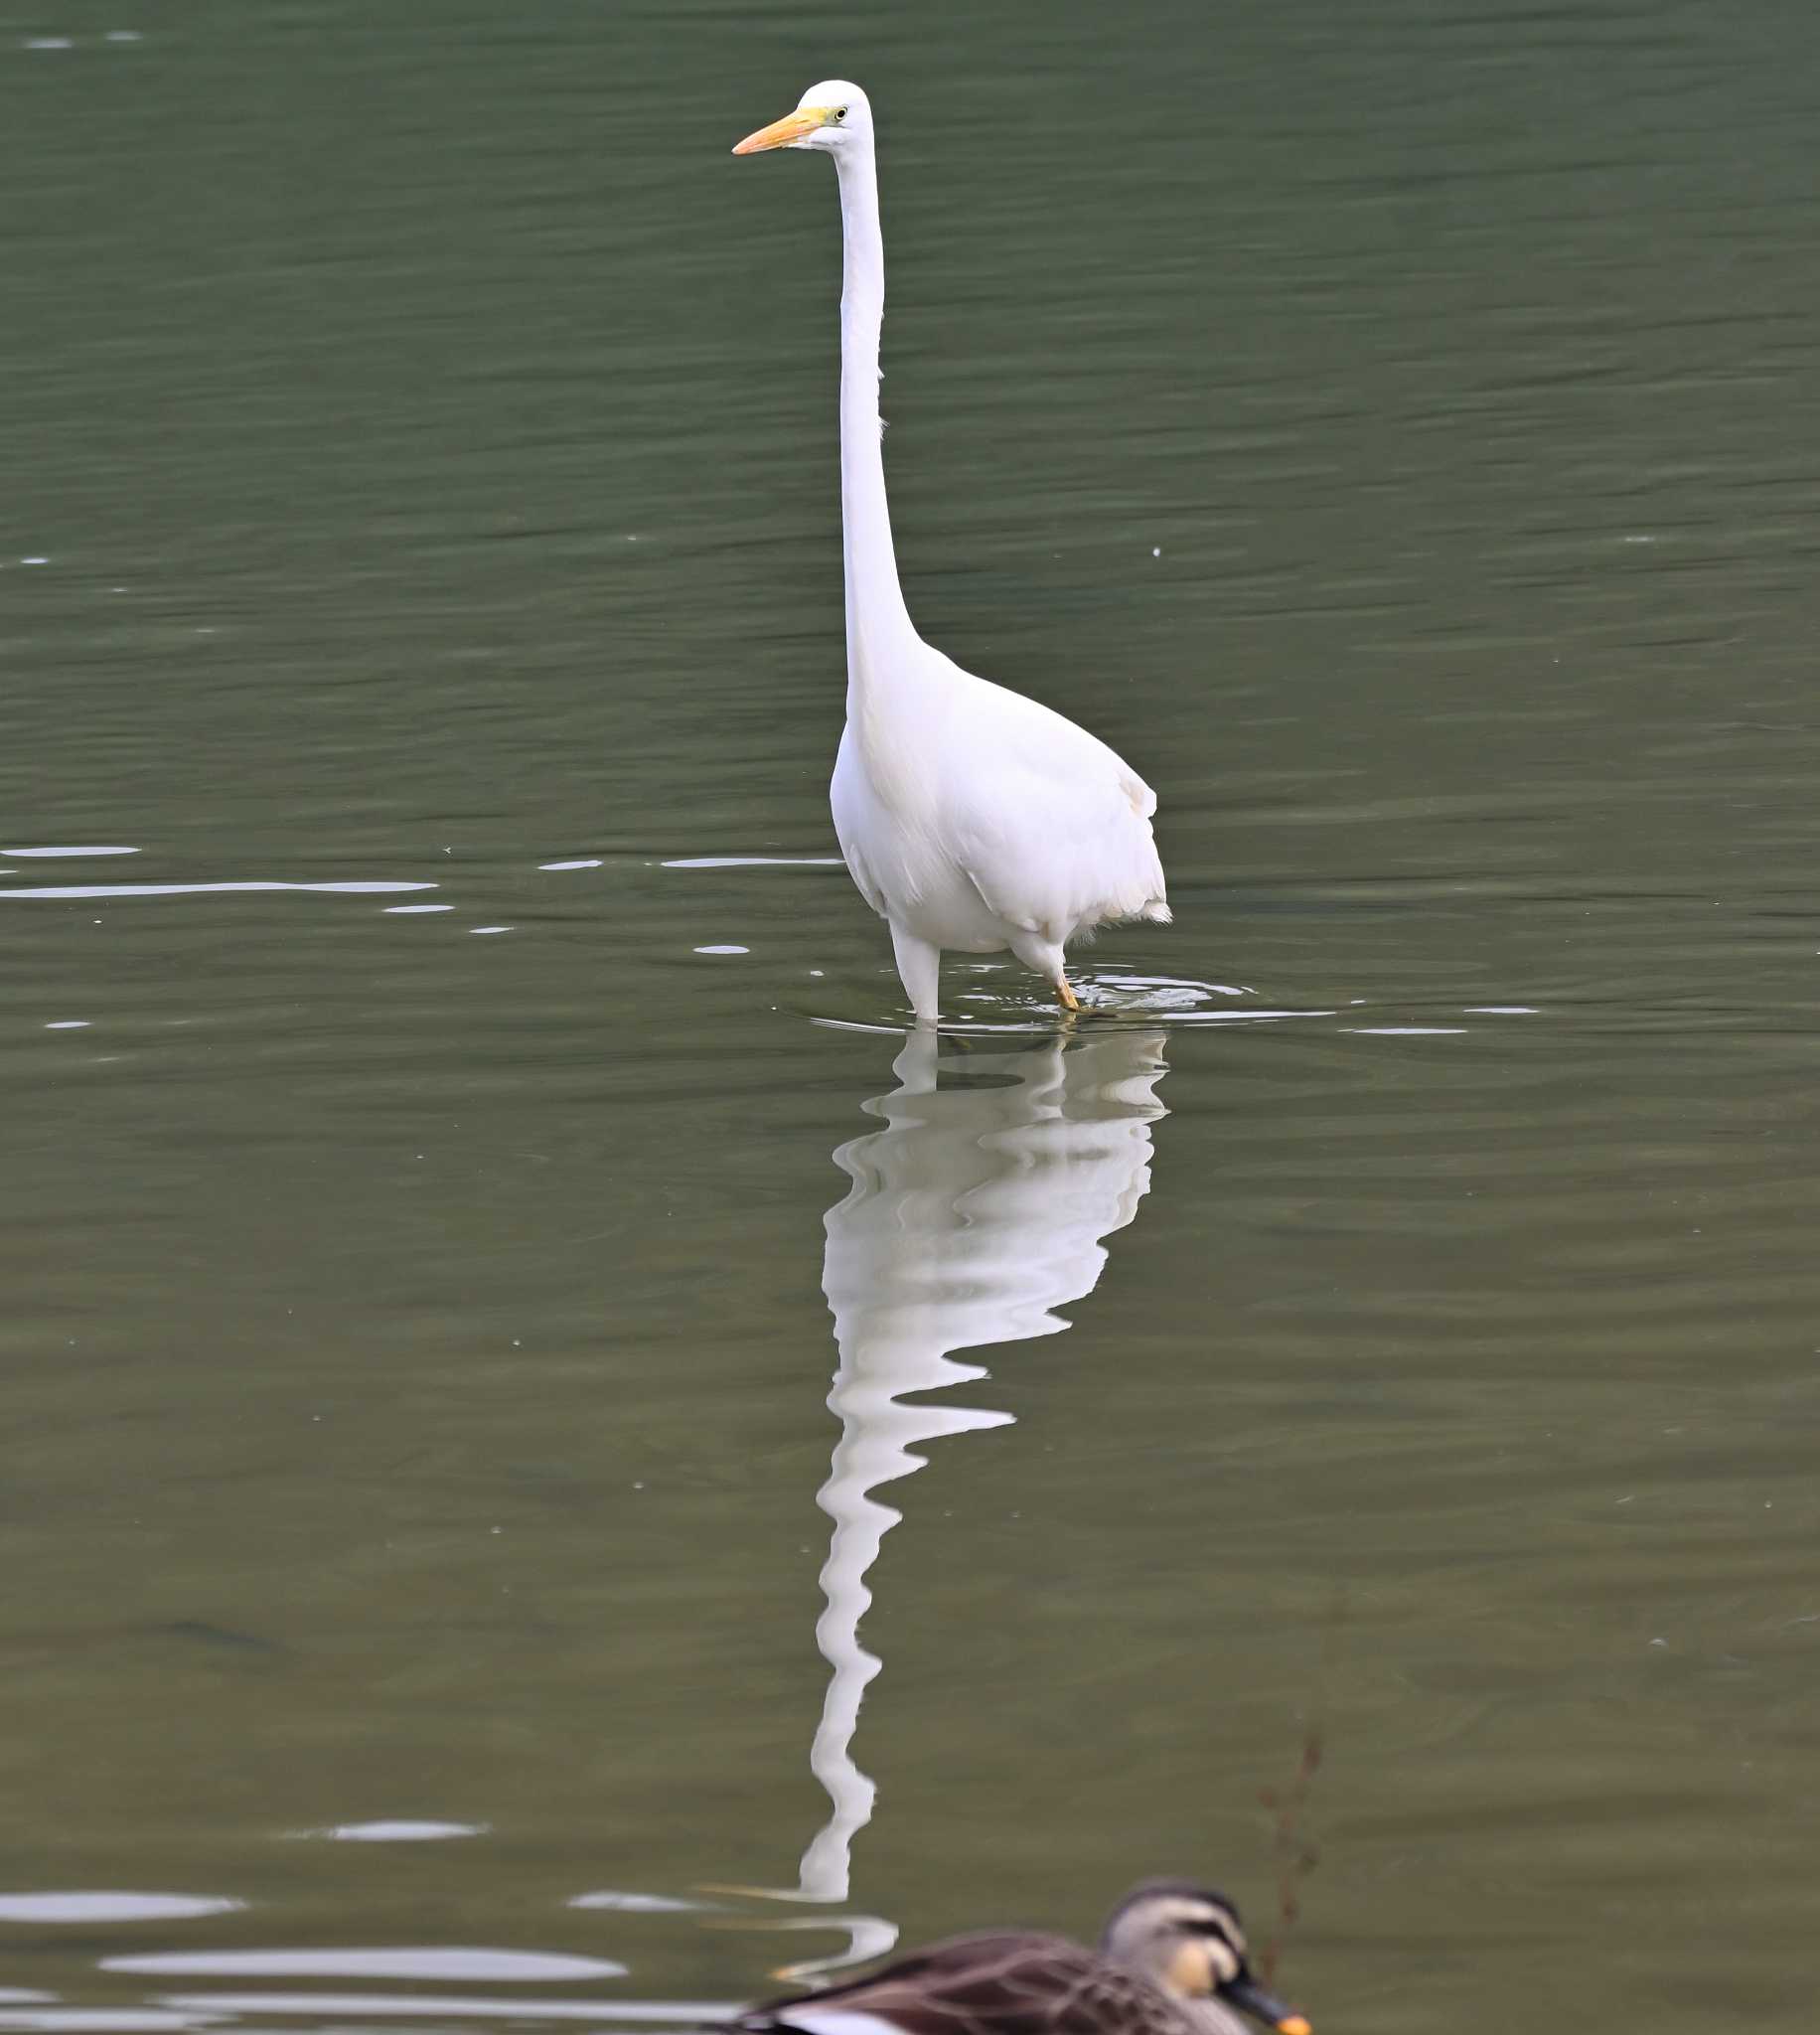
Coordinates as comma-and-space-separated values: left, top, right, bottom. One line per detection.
735, 81, 1169, 1024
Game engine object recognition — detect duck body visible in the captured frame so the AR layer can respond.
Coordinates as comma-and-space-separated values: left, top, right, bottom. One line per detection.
729, 1884, 1308, 2035
736, 1930, 1236, 2035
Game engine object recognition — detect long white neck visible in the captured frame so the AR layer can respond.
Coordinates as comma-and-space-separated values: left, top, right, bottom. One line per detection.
834, 137, 917, 699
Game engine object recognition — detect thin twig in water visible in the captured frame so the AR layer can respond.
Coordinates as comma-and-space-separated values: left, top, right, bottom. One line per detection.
1256, 1595, 1344, 1986
1256, 1721, 1321, 1985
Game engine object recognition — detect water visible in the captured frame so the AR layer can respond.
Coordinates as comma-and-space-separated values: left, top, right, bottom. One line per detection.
5, 3, 1818, 2031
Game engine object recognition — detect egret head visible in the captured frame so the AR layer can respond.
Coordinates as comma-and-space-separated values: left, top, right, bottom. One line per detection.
1101, 1884, 1311, 2035
732, 80, 872, 158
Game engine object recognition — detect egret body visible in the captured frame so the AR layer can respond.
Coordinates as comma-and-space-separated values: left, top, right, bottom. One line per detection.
733, 82, 1170, 1024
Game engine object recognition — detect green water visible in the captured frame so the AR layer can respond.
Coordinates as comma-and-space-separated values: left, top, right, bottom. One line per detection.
4, 4, 1818, 2032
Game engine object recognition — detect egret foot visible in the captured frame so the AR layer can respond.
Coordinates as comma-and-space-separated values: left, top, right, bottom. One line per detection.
1056, 976, 1081, 1013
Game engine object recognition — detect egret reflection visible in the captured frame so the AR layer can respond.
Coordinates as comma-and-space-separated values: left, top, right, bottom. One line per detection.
790, 1024, 1170, 1931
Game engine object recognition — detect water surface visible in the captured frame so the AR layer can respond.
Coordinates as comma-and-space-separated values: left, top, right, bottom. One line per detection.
4, 5, 1818, 2033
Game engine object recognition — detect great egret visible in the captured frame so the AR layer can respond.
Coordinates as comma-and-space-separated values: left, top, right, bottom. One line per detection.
733, 82, 1170, 1025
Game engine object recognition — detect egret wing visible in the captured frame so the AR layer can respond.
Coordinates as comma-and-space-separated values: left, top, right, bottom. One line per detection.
832, 721, 891, 919
940, 670, 1165, 937
949, 753, 1165, 940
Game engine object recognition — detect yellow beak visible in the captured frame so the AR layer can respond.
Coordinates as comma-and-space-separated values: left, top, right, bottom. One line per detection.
731, 105, 832, 155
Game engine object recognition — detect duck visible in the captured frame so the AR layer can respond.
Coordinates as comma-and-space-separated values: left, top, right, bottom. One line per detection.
729, 1882, 1311, 2035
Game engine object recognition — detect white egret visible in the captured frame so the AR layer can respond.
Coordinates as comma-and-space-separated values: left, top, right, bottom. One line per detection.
733, 82, 1170, 1024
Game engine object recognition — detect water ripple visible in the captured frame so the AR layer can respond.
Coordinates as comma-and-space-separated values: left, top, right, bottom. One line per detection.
662, 856, 845, 869
295, 1821, 484, 1843
153, 1998, 729, 2025
1, 847, 139, 860
107, 1953, 626, 1983
0, 1896, 242, 1926
0, 882, 436, 903
0, 2016, 222, 2034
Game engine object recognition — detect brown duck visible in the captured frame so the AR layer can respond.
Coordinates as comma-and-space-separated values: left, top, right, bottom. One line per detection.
731, 1883, 1311, 2035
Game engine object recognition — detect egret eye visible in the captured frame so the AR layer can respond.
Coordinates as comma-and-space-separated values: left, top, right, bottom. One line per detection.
834, 106, 847, 120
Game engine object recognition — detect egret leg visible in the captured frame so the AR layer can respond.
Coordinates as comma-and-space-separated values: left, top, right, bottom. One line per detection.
888, 921, 941, 1026
1009, 930, 1076, 1015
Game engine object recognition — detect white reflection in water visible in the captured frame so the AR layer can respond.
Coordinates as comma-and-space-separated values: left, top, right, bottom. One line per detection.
1342, 1026, 1465, 1036
796, 1025, 1169, 1912
568, 1891, 704, 1913
153, 1997, 728, 2024
662, 857, 845, 869
105, 1951, 626, 1982
0, 1895, 242, 1925
0, 2016, 224, 2034
0, 882, 434, 902
1, 846, 139, 860
294, 1819, 484, 1842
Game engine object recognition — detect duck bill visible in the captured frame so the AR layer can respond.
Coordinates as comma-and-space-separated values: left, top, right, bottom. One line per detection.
731, 106, 829, 154
1221, 1977, 1310, 2035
